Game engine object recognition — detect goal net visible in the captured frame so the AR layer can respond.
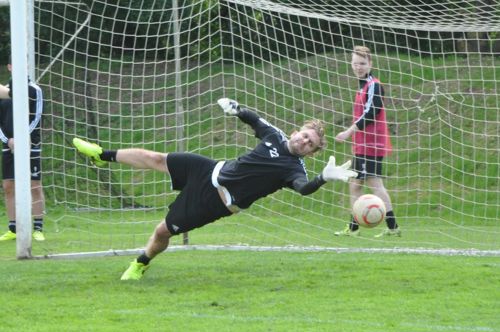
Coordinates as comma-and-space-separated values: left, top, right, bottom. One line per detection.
28, 0, 499, 257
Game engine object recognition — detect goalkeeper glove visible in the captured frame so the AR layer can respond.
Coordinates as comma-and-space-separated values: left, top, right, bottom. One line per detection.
321, 156, 358, 182
218, 98, 240, 115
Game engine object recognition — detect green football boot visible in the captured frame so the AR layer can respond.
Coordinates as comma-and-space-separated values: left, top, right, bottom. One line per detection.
0, 230, 16, 241
120, 260, 150, 280
334, 225, 360, 237
374, 228, 402, 238
33, 230, 46, 241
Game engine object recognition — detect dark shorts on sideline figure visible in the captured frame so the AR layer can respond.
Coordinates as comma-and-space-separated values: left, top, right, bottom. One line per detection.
353, 155, 383, 180
165, 152, 232, 235
2, 148, 42, 181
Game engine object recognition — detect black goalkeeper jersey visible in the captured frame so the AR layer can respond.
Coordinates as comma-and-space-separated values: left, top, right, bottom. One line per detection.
217, 109, 310, 209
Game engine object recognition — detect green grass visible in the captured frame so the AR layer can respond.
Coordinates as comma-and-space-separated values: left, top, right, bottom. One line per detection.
0, 250, 498, 332
0, 207, 497, 260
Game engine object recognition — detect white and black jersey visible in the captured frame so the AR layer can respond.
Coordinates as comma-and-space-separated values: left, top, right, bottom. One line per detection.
0, 78, 44, 181
0, 78, 43, 150
216, 109, 325, 209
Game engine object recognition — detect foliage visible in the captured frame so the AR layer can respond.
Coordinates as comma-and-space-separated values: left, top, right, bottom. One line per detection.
0, 6, 10, 60
1, 1, 500, 65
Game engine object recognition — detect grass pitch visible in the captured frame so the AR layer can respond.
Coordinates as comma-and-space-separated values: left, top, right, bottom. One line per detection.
0, 249, 498, 332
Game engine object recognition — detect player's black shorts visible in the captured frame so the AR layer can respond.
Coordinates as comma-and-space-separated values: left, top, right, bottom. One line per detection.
353, 155, 383, 180
2, 145, 42, 181
165, 152, 232, 235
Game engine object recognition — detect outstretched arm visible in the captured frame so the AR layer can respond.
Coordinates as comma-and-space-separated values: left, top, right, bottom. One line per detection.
218, 97, 259, 124
218, 98, 270, 137
292, 156, 358, 195
292, 175, 326, 195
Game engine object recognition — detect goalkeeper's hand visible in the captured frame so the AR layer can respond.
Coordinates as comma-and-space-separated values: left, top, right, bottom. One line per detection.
321, 156, 358, 182
218, 98, 240, 116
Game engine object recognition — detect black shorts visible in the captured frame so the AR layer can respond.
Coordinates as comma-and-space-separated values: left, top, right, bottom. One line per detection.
2, 148, 42, 181
353, 155, 383, 180
165, 152, 232, 235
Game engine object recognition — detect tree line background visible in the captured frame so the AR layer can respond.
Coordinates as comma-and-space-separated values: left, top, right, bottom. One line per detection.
0, 0, 498, 67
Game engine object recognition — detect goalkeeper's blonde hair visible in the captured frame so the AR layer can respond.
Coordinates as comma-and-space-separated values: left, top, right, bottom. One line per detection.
301, 119, 327, 153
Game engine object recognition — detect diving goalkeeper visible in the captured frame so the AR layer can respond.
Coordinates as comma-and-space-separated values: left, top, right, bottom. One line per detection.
73, 98, 357, 280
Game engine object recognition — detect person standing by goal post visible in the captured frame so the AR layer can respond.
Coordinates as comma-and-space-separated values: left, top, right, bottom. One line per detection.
0, 59, 46, 242
334, 46, 400, 237
73, 98, 358, 280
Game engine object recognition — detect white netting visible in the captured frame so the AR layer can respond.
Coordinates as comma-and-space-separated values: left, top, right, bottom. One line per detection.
29, 0, 499, 256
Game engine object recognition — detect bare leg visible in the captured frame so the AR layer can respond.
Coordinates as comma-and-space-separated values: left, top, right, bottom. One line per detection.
144, 222, 172, 260
31, 180, 45, 220
116, 149, 169, 173
3, 180, 45, 219
366, 177, 399, 231
366, 177, 393, 211
2, 180, 15, 221
349, 179, 364, 207
121, 221, 173, 280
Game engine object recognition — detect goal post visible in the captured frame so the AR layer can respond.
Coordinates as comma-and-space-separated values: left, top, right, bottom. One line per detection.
18, 0, 500, 258
1, 0, 35, 258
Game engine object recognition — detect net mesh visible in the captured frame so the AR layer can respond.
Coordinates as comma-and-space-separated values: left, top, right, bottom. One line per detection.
29, 0, 499, 256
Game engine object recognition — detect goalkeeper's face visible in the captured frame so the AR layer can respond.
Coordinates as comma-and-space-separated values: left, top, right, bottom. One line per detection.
351, 53, 371, 79
288, 128, 321, 157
